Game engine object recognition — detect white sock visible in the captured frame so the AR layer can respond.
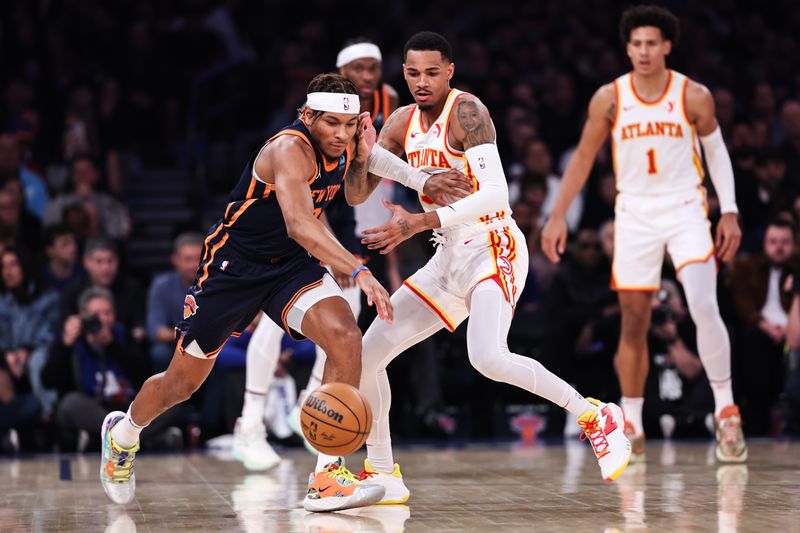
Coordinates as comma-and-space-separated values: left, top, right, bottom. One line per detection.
711, 378, 735, 418
111, 405, 146, 449
241, 390, 266, 431
466, 282, 595, 417
315, 453, 341, 474
621, 396, 644, 435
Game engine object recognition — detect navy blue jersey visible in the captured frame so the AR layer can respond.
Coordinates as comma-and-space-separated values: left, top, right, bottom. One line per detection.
214, 120, 351, 263
326, 83, 392, 253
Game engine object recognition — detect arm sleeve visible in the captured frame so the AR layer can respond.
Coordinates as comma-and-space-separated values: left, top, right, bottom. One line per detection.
435, 144, 509, 228
700, 127, 738, 214
367, 144, 430, 192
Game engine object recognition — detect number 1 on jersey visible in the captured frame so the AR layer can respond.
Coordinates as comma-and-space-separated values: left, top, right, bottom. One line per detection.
646, 148, 658, 175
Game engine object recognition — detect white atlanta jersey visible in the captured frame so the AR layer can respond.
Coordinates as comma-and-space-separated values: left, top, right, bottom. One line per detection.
611, 70, 704, 196
400, 88, 527, 331
403, 88, 511, 230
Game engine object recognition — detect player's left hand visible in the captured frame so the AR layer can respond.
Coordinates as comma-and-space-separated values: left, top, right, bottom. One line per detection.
362, 199, 424, 254
715, 212, 742, 263
354, 112, 376, 162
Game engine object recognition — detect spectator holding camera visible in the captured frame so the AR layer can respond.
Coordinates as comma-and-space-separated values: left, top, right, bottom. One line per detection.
146, 233, 203, 372
729, 217, 797, 434
43, 287, 185, 449
0, 247, 60, 449
59, 237, 146, 341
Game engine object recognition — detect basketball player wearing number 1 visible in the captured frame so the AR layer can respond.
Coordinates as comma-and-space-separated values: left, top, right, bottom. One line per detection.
542, 5, 747, 463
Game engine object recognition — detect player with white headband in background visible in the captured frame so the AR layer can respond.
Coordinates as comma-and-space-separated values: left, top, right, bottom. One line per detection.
98, 72, 469, 513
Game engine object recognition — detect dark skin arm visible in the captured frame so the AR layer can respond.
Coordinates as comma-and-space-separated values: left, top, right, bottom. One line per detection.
258, 135, 392, 322
362, 94, 498, 253
343, 112, 378, 205
685, 80, 741, 263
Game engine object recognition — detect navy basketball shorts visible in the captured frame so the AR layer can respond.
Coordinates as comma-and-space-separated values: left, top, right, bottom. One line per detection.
176, 238, 344, 359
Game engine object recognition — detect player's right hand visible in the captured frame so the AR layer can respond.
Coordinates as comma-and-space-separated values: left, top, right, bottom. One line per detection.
422, 169, 472, 206
356, 271, 393, 324
541, 216, 568, 264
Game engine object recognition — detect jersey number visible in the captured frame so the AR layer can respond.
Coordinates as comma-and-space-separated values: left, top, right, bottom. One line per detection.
646, 149, 658, 175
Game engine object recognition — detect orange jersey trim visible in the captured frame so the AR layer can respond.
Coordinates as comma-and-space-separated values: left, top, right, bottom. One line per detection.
197, 232, 229, 289
263, 129, 320, 184
382, 85, 391, 118
403, 280, 456, 332
629, 70, 673, 107
680, 76, 692, 125
280, 279, 324, 336
370, 88, 381, 123
674, 247, 716, 273
609, 269, 659, 292
403, 106, 416, 150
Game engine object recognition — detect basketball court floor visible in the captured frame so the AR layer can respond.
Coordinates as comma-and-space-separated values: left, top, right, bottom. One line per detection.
2, 440, 798, 532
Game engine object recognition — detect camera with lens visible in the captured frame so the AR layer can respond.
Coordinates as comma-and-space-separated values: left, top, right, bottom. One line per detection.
81, 314, 103, 335
651, 289, 673, 327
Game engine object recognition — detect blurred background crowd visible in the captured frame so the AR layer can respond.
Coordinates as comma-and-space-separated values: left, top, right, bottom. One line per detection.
2, 0, 800, 454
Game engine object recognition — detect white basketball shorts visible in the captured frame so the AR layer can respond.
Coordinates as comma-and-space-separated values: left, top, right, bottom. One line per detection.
612, 187, 715, 291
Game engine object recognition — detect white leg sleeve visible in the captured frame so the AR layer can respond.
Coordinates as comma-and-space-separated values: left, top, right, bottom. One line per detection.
246, 313, 284, 394
361, 286, 443, 471
467, 281, 593, 416
241, 314, 284, 430
678, 259, 734, 414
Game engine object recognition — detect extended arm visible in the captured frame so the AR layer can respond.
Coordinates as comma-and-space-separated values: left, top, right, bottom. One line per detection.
686, 80, 741, 262
343, 112, 377, 206
541, 83, 615, 263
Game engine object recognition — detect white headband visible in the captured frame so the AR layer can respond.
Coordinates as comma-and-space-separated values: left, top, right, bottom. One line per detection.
336, 43, 382, 68
306, 92, 360, 114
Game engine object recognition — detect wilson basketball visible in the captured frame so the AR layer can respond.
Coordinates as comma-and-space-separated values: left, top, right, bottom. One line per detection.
300, 382, 372, 456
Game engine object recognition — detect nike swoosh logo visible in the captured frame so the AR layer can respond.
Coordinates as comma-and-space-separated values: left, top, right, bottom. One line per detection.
318, 486, 331, 493
464, 239, 473, 245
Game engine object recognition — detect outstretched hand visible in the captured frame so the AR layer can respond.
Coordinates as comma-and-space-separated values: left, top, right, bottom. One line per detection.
362, 199, 426, 254
715, 213, 741, 264
355, 112, 377, 161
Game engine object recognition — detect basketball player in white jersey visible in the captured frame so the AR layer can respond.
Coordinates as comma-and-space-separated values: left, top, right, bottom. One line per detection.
304, 32, 632, 507
230, 42, 467, 471
542, 5, 747, 463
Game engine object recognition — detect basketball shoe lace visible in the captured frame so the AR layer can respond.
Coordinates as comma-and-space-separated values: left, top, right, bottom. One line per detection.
323, 463, 359, 486
104, 440, 139, 483
579, 416, 610, 458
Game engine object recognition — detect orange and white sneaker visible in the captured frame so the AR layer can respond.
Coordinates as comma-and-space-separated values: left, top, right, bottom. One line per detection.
577, 399, 631, 482
623, 421, 646, 462
715, 405, 747, 463
303, 458, 385, 512
357, 460, 410, 504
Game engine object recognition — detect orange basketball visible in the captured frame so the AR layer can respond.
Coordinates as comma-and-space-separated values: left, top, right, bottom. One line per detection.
300, 382, 372, 456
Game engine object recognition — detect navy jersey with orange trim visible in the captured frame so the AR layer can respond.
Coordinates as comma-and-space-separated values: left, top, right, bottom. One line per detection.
221, 120, 351, 261
326, 83, 392, 252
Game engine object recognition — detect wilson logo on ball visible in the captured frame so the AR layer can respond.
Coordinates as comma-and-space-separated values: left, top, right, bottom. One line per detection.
305, 396, 344, 424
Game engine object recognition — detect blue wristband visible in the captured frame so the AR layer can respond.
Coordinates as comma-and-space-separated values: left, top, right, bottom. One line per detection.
352, 265, 370, 280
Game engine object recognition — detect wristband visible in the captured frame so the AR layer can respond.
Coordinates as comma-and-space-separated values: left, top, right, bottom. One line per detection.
352, 265, 370, 280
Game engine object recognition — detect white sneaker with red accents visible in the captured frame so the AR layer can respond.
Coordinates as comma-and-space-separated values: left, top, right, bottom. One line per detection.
577, 398, 632, 482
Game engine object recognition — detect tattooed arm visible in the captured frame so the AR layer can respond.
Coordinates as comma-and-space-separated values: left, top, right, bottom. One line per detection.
541, 82, 616, 263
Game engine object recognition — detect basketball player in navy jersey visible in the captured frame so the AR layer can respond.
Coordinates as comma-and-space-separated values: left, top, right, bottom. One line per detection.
99, 74, 393, 511
230, 40, 407, 468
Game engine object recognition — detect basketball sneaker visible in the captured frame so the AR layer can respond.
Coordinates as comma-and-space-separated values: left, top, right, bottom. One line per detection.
623, 421, 646, 462
577, 399, 631, 482
357, 459, 410, 504
715, 405, 747, 463
232, 417, 281, 471
100, 411, 139, 504
303, 458, 385, 512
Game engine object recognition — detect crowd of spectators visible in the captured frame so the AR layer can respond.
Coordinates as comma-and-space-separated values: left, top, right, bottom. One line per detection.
2, 0, 800, 452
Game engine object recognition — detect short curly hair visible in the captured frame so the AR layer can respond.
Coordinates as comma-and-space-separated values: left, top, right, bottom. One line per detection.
619, 5, 680, 45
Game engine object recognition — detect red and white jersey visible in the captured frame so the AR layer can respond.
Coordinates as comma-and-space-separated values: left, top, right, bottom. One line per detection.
611, 70, 704, 196
403, 88, 509, 229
